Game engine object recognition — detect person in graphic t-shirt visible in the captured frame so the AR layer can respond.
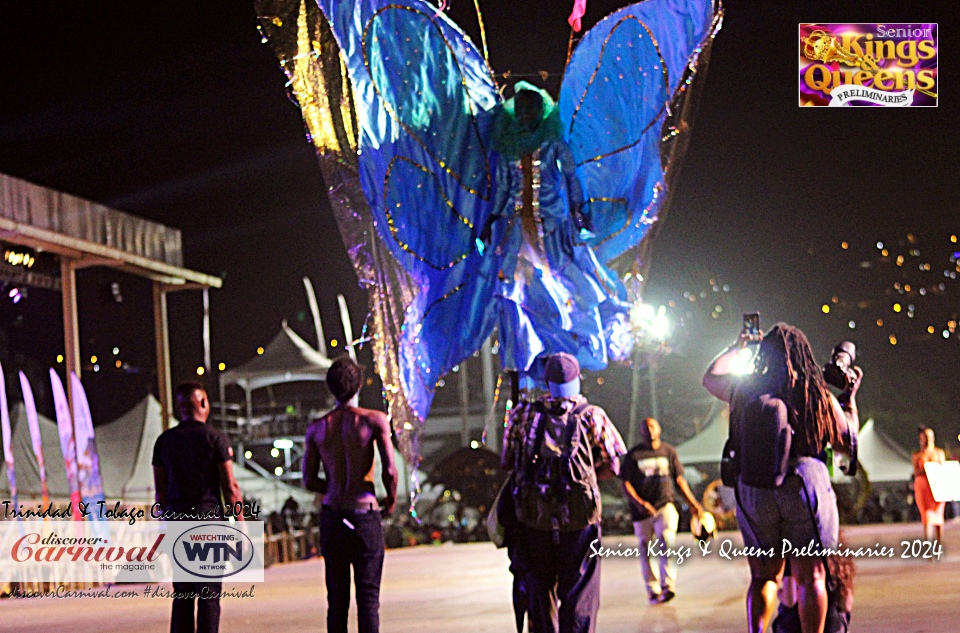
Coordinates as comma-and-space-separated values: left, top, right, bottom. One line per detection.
619, 417, 702, 604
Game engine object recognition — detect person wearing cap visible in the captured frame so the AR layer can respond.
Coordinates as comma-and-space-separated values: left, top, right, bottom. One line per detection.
502, 352, 626, 633
619, 417, 703, 604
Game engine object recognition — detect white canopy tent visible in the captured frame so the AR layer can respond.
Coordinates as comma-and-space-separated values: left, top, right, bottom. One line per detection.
218, 321, 333, 420
837, 418, 913, 483
0, 397, 163, 502
0, 394, 314, 514
676, 404, 729, 465
674, 407, 913, 485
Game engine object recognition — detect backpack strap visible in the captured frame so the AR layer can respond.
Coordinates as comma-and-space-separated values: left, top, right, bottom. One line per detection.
562, 401, 592, 456
527, 401, 550, 469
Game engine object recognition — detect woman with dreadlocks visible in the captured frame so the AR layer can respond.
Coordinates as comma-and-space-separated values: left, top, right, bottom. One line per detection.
703, 323, 861, 633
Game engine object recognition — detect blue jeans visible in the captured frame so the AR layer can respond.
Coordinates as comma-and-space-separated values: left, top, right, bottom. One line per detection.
320, 507, 385, 633
522, 523, 601, 633
171, 581, 221, 633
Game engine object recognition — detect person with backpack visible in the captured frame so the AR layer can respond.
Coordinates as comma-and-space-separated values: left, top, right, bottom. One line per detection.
502, 352, 626, 633
620, 417, 704, 605
703, 323, 860, 633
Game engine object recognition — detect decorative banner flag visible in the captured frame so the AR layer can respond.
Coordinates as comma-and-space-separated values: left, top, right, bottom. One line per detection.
0, 360, 17, 513
49, 369, 82, 520
568, 0, 588, 32
70, 372, 106, 516
19, 371, 49, 507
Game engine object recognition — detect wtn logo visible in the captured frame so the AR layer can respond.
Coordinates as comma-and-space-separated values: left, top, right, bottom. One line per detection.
181, 540, 243, 563
172, 523, 258, 580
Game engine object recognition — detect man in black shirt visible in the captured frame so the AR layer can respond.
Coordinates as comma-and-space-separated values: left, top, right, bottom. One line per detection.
153, 381, 244, 633
619, 417, 702, 604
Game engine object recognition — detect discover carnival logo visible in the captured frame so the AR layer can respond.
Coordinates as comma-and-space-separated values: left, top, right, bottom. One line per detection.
0, 520, 264, 584
799, 23, 937, 107
172, 523, 256, 579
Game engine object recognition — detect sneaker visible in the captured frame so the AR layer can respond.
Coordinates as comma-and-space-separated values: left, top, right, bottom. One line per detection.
648, 593, 662, 605
660, 590, 676, 603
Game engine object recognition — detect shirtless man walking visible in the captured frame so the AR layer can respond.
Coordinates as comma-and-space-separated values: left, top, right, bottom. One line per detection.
302, 356, 398, 633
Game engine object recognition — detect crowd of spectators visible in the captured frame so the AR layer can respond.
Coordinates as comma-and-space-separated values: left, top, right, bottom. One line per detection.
257, 475, 951, 562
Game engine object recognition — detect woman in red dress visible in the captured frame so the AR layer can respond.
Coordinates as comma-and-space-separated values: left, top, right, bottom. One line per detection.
912, 426, 946, 541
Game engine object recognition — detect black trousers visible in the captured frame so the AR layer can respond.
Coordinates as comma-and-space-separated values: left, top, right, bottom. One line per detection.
171, 581, 221, 633
522, 523, 601, 633
320, 507, 385, 633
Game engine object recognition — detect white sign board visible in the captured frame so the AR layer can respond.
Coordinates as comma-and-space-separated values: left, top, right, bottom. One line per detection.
924, 461, 960, 502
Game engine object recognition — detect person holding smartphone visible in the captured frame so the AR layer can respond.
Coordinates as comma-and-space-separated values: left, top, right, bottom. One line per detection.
703, 322, 860, 633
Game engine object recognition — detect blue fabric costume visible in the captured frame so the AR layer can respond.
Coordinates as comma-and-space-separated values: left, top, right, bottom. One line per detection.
259, 0, 722, 457
487, 92, 632, 382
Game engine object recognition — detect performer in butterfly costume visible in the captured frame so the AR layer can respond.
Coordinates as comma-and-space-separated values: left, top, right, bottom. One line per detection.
257, 0, 722, 463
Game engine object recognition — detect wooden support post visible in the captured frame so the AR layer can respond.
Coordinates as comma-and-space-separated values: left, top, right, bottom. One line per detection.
60, 258, 81, 410
153, 281, 172, 430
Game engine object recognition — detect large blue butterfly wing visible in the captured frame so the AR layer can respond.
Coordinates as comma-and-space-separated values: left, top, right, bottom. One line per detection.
560, 0, 719, 263
315, 0, 502, 421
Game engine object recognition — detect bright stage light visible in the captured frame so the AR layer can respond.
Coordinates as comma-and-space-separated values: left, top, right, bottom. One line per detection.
274, 466, 284, 476
649, 313, 670, 340
218, 362, 226, 371
196, 366, 205, 376
730, 347, 756, 375
273, 438, 294, 450
244, 450, 252, 459
270, 448, 280, 458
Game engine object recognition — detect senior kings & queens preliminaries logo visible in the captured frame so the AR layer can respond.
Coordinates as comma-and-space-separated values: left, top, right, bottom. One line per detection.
799, 24, 937, 107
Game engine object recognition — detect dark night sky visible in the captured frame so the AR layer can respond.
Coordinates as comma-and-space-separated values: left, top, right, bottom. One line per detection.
0, 1, 957, 450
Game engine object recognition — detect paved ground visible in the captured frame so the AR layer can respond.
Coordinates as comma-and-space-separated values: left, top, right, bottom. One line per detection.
3, 522, 958, 632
